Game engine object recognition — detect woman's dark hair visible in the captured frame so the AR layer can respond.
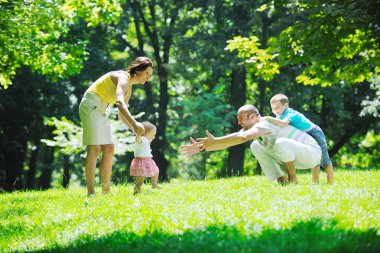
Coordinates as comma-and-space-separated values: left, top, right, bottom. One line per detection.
126, 57, 154, 75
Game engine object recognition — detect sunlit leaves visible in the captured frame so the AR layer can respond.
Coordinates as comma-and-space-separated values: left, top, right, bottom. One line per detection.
0, 0, 122, 88
360, 74, 380, 118
225, 36, 280, 81
62, 0, 122, 27
227, 1, 380, 87
41, 116, 84, 155
41, 108, 136, 157
274, 1, 380, 86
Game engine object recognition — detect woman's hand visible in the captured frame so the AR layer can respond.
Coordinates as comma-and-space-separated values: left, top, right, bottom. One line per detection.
134, 122, 145, 135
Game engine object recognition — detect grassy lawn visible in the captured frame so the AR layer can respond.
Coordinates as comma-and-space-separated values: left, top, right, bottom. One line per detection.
1, 170, 379, 252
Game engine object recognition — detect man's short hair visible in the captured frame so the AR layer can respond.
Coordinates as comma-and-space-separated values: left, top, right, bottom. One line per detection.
238, 105, 259, 115
270, 94, 289, 105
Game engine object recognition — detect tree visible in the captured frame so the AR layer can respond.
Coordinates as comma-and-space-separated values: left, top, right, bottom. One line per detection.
224, 0, 379, 167
0, 0, 123, 190
271, 0, 380, 87
0, 0, 122, 88
115, 0, 192, 180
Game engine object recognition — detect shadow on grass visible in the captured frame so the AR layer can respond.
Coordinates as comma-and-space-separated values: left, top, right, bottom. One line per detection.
34, 219, 379, 253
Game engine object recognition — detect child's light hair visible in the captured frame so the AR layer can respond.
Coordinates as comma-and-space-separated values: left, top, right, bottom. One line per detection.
142, 121, 156, 135
270, 94, 289, 105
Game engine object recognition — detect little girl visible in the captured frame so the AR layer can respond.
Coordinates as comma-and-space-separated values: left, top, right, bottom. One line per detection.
130, 121, 161, 194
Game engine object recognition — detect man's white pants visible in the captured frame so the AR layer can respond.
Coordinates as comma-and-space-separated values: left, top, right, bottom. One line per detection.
250, 138, 322, 181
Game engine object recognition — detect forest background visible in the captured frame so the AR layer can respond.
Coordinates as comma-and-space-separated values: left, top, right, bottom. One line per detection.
0, 0, 379, 191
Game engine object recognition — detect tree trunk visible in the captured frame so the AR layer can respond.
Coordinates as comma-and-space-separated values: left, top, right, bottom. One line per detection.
152, 69, 170, 181
39, 146, 55, 189
26, 143, 40, 189
62, 155, 70, 188
227, 67, 247, 176
253, 10, 271, 175
3, 142, 27, 191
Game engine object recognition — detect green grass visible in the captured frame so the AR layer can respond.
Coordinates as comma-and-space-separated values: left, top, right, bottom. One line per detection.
1, 170, 379, 253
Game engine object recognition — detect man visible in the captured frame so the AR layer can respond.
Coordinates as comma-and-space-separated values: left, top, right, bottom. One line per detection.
181, 105, 322, 184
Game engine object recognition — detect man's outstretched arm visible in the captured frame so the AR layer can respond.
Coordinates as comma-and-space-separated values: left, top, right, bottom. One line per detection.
199, 127, 264, 151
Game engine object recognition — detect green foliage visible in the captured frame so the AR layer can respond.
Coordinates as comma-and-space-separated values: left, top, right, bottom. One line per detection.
270, 0, 380, 87
0, 0, 122, 88
41, 108, 137, 157
0, 171, 379, 252
61, 0, 122, 27
337, 131, 380, 169
226, 1, 380, 87
42, 116, 84, 155
225, 36, 280, 81
169, 84, 234, 180
182, 84, 234, 138
360, 73, 380, 118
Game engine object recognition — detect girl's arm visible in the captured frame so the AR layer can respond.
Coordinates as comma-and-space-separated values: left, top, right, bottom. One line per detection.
262, 116, 290, 127
135, 134, 142, 144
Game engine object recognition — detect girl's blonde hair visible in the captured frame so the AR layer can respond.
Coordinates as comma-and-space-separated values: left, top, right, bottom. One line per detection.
142, 121, 156, 134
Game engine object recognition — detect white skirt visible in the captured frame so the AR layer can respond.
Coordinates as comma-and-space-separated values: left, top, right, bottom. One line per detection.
79, 92, 113, 145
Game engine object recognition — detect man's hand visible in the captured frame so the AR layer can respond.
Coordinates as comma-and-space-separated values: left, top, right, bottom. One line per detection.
197, 130, 215, 150
180, 137, 204, 155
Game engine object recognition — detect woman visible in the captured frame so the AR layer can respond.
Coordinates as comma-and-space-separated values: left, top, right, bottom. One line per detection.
79, 56, 154, 196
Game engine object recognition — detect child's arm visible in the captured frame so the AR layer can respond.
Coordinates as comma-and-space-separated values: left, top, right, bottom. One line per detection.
262, 116, 290, 127
135, 134, 142, 144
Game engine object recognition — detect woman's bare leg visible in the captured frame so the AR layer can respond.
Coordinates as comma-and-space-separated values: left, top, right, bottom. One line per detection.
85, 145, 101, 196
100, 144, 114, 194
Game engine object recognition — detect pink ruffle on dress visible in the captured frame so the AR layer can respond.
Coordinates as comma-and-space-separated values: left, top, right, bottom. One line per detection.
130, 157, 159, 177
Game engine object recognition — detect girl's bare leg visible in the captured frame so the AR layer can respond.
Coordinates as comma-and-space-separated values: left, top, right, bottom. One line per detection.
151, 172, 161, 189
134, 176, 145, 194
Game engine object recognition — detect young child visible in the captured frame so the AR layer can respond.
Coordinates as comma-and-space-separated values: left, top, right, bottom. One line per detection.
130, 121, 161, 194
262, 94, 333, 184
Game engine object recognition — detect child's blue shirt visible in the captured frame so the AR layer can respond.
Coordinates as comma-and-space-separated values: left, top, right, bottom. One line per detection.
278, 108, 313, 132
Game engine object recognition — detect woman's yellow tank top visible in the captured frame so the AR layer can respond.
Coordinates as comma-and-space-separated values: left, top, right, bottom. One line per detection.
87, 71, 129, 104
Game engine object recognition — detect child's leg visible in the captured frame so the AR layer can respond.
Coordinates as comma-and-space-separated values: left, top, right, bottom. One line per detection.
308, 126, 333, 184
151, 172, 161, 189
325, 164, 334, 184
134, 176, 145, 194
312, 166, 320, 184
